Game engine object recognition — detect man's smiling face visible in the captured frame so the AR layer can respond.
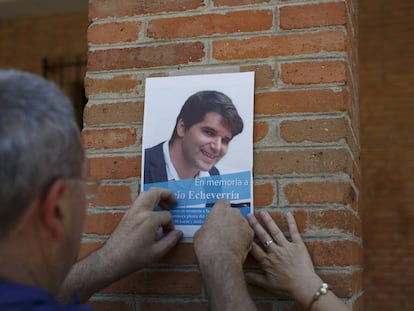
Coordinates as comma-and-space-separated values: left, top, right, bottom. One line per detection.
178, 112, 232, 174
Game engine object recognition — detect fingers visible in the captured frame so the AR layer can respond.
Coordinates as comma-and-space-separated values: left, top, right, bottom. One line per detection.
134, 188, 176, 211
259, 211, 288, 247
249, 240, 266, 260
152, 229, 183, 256
245, 272, 269, 289
209, 199, 231, 215
158, 189, 177, 209
246, 213, 275, 249
286, 212, 303, 244
153, 210, 175, 230
248, 211, 303, 247
204, 199, 234, 225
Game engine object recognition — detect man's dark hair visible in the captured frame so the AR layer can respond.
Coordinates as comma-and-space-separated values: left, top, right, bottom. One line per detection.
170, 90, 243, 142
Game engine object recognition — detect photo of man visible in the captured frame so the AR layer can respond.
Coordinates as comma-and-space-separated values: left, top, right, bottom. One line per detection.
140, 71, 254, 240
144, 90, 243, 184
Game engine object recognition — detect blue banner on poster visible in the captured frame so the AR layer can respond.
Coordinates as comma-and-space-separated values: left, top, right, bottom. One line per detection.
143, 171, 252, 225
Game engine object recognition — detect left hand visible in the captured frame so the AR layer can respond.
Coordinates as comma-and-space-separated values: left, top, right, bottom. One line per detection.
100, 187, 183, 277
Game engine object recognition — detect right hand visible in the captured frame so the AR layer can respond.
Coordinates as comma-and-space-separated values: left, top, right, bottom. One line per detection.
194, 199, 254, 264
101, 187, 183, 276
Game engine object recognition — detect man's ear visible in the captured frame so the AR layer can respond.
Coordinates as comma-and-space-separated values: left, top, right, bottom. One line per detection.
41, 178, 66, 239
177, 119, 186, 137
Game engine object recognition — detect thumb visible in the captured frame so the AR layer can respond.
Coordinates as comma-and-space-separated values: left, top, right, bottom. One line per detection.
153, 230, 183, 256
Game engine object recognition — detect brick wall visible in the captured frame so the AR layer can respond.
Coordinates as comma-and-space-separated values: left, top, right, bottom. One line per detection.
0, 13, 89, 126
0, 13, 88, 75
359, 1, 414, 311
83, 0, 361, 310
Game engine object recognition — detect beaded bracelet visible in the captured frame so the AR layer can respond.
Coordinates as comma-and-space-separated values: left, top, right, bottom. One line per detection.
307, 282, 330, 311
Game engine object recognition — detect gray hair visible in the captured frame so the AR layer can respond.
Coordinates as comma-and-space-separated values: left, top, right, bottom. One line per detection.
0, 70, 84, 236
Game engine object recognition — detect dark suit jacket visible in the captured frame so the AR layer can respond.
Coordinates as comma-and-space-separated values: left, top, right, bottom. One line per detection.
144, 142, 220, 184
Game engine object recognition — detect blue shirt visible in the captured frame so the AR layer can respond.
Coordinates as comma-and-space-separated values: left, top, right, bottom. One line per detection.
0, 282, 94, 311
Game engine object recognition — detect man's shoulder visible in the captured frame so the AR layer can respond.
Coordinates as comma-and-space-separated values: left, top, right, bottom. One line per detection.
144, 141, 168, 184
145, 141, 164, 153
144, 141, 166, 165
0, 282, 94, 311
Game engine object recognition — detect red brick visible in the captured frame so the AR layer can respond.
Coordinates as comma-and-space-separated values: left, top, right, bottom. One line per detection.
253, 121, 269, 143
87, 42, 205, 71
0, 13, 88, 77
213, 30, 345, 60
89, 0, 205, 19
148, 10, 272, 39
88, 21, 141, 44
240, 64, 275, 88
295, 209, 361, 237
89, 184, 133, 207
84, 102, 144, 126
82, 128, 137, 149
250, 269, 360, 300
101, 270, 202, 295
280, 2, 346, 30
88, 156, 140, 180
253, 182, 275, 206
250, 209, 361, 237
307, 240, 362, 266
87, 182, 100, 199
283, 181, 356, 205
78, 242, 104, 260
281, 118, 348, 143
84, 212, 124, 235
320, 270, 362, 299
254, 89, 349, 115
254, 149, 352, 175
281, 61, 347, 85
84, 75, 141, 97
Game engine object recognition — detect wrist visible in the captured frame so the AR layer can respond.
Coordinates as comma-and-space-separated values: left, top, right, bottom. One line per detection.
291, 273, 324, 307
307, 282, 331, 311
95, 241, 128, 279
198, 253, 253, 311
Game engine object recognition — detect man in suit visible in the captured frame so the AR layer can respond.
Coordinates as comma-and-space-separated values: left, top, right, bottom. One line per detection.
144, 90, 244, 184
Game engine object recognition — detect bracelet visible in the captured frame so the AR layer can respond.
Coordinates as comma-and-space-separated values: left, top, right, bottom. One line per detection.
307, 282, 330, 311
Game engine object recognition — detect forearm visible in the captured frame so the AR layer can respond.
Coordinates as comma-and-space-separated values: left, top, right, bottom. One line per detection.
57, 246, 122, 304
199, 254, 257, 311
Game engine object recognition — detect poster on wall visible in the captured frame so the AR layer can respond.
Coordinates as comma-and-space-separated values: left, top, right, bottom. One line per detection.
141, 71, 255, 241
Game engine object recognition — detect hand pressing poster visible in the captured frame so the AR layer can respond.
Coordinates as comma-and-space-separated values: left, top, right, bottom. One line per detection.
141, 71, 254, 241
